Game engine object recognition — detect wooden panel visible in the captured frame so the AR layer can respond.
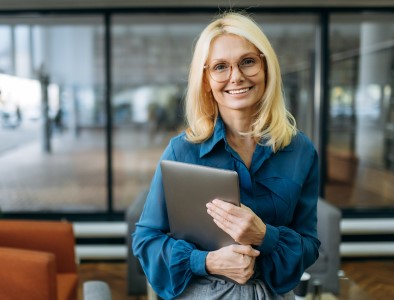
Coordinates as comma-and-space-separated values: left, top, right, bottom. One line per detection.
77, 261, 394, 300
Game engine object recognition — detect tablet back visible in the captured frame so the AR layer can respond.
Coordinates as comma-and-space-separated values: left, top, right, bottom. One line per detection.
160, 160, 240, 251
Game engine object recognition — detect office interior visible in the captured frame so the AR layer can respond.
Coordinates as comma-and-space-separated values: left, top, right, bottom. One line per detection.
0, 0, 393, 299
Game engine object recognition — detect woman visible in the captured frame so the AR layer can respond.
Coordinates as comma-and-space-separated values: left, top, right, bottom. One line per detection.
133, 11, 320, 300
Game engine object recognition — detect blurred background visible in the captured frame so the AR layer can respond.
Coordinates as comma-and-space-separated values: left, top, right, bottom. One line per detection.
0, 0, 393, 258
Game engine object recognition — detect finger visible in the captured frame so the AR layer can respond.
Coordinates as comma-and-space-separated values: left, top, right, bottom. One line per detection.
231, 244, 260, 257
212, 199, 240, 215
212, 218, 233, 236
240, 204, 253, 213
207, 203, 236, 227
208, 205, 248, 242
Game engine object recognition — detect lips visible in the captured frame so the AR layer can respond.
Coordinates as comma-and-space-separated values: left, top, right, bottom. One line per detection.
226, 87, 252, 95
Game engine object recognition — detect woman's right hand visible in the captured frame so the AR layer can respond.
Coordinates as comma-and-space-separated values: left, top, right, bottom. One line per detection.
205, 244, 260, 284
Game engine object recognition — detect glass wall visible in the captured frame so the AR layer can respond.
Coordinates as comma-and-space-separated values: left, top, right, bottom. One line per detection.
0, 16, 106, 212
254, 15, 317, 139
326, 14, 394, 210
111, 15, 211, 210
0, 26, 13, 74
0, 9, 392, 218
111, 14, 317, 211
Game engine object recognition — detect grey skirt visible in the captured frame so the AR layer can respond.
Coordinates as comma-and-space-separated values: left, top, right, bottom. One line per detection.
175, 275, 295, 300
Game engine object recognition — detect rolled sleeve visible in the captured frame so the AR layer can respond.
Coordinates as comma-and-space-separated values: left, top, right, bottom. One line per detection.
190, 250, 209, 276
257, 223, 280, 255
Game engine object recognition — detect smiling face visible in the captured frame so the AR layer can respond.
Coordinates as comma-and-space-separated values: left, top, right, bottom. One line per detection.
204, 34, 266, 119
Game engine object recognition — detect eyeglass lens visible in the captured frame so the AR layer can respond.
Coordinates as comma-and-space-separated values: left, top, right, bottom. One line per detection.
207, 54, 263, 82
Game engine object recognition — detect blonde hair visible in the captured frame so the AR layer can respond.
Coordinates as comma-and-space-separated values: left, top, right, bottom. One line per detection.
185, 12, 297, 152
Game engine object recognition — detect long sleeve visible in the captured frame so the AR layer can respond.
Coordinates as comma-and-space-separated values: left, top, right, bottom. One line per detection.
255, 147, 320, 294
132, 143, 208, 299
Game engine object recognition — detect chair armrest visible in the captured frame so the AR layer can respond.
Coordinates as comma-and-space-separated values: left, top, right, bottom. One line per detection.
0, 220, 76, 273
0, 247, 57, 300
316, 198, 341, 264
83, 281, 111, 300
57, 273, 79, 300
126, 189, 149, 295
307, 198, 342, 294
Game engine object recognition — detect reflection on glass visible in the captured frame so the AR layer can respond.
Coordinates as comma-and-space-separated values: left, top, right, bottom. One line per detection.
0, 16, 106, 212
0, 26, 12, 74
111, 15, 209, 210
327, 14, 394, 209
15, 25, 32, 78
112, 14, 317, 211
253, 15, 317, 138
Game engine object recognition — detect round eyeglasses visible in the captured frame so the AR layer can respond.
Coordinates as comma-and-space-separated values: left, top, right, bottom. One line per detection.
204, 53, 264, 83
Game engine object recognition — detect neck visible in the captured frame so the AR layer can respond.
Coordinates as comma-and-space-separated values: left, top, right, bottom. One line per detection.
220, 110, 253, 135
221, 115, 257, 169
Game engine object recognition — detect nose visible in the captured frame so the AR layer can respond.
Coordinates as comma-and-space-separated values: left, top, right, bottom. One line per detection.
230, 64, 245, 83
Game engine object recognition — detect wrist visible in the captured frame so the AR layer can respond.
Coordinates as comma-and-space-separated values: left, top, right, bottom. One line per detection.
253, 223, 266, 246
205, 251, 218, 275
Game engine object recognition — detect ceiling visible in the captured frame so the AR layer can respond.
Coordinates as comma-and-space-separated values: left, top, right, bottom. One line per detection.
0, 0, 393, 10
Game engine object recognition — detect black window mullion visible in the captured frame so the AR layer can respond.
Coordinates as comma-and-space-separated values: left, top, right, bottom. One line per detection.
104, 12, 114, 219
314, 11, 330, 198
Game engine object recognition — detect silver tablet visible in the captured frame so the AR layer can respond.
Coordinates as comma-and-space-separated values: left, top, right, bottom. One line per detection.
160, 160, 240, 251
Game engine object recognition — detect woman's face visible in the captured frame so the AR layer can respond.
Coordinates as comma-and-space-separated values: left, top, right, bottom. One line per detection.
205, 34, 266, 117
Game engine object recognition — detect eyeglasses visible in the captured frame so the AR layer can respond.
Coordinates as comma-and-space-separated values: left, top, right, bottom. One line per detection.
204, 53, 264, 83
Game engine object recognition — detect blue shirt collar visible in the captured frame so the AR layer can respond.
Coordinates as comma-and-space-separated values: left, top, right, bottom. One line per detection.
199, 116, 226, 158
199, 116, 294, 158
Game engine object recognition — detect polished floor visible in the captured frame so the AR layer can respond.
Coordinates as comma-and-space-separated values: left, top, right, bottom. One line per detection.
78, 260, 394, 300
1, 125, 393, 213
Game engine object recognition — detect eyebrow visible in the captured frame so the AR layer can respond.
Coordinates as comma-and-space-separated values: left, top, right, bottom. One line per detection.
209, 52, 260, 63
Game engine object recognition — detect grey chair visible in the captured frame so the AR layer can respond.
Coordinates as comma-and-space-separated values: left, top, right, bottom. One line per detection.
306, 198, 342, 294
126, 189, 150, 296
83, 281, 112, 300
127, 191, 341, 296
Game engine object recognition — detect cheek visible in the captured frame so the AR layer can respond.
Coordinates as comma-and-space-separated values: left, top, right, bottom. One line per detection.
211, 90, 224, 104
256, 75, 266, 97
210, 82, 226, 96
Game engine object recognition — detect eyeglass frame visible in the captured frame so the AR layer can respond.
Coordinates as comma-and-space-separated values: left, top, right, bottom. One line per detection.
203, 53, 265, 83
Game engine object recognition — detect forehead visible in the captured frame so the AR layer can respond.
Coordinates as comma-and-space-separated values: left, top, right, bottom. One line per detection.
208, 34, 258, 61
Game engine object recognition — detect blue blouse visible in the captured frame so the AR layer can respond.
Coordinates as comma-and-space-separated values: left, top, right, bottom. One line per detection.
132, 118, 320, 299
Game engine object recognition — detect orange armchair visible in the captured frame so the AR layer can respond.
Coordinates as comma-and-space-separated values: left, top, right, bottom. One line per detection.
0, 220, 78, 300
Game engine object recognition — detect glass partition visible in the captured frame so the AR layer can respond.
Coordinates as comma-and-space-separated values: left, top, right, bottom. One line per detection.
253, 15, 318, 139
7, 11, 391, 215
0, 26, 13, 74
0, 16, 106, 212
326, 14, 394, 210
112, 14, 318, 210
111, 15, 210, 210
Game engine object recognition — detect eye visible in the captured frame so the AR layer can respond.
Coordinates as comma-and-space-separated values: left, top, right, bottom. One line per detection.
240, 57, 257, 67
212, 63, 229, 72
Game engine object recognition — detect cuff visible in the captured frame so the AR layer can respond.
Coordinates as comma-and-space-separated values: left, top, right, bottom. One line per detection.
190, 249, 208, 276
258, 223, 280, 256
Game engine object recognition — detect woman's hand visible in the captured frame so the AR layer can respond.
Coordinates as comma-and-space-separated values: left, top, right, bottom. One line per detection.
206, 199, 266, 246
206, 244, 260, 284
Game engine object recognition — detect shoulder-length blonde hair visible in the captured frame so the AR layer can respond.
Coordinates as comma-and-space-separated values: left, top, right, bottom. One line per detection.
185, 12, 297, 152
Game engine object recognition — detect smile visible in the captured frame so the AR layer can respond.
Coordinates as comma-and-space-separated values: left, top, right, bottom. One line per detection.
226, 87, 252, 95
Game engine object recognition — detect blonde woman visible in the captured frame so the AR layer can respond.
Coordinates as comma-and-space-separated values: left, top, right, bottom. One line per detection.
133, 11, 320, 300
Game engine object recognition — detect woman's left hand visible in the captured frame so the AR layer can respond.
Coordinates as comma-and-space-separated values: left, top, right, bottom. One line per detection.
206, 199, 266, 246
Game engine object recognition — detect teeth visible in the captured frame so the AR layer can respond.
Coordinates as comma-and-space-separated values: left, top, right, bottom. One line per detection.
228, 88, 250, 94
